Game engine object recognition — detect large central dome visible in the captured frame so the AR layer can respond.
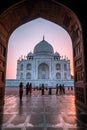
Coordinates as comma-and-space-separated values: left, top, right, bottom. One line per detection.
34, 38, 54, 54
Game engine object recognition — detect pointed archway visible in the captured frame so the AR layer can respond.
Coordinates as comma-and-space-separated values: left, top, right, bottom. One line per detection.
0, 0, 86, 110
38, 63, 49, 79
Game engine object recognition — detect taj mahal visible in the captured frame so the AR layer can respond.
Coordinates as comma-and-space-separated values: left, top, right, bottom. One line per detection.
6, 37, 74, 87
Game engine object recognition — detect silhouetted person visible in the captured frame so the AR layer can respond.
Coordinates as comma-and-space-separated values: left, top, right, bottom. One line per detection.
62, 84, 65, 94
29, 83, 32, 96
26, 82, 29, 95
56, 84, 59, 95
19, 82, 23, 101
41, 84, 44, 95
59, 84, 62, 95
71, 87, 73, 91
49, 87, 52, 95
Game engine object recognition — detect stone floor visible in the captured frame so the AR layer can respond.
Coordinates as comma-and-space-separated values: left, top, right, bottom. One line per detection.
0, 88, 87, 130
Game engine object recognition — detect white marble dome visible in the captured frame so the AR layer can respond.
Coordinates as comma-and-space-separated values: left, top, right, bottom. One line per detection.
34, 38, 54, 54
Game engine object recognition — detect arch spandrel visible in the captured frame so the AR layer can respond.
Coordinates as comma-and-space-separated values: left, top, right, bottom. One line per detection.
0, 0, 81, 36
0, 0, 86, 110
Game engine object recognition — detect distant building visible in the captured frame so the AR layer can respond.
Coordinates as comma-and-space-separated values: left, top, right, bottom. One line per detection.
6, 37, 74, 87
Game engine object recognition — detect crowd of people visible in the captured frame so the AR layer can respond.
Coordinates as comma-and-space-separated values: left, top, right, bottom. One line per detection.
19, 82, 74, 101
19, 82, 32, 101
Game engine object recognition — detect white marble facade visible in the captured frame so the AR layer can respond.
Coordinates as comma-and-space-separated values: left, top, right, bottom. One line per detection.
6, 37, 74, 87
14, 37, 74, 87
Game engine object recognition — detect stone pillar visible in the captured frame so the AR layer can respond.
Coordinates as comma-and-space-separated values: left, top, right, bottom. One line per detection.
0, 21, 8, 105
0, 41, 7, 105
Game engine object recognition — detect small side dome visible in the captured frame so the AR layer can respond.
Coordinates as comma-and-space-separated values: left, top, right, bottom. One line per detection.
27, 52, 33, 57
54, 52, 60, 60
54, 52, 60, 56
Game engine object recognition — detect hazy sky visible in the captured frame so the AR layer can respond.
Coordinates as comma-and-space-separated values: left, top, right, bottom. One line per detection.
6, 18, 73, 79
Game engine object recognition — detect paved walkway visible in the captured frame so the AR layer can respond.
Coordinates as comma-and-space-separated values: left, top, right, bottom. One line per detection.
0, 88, 87, 130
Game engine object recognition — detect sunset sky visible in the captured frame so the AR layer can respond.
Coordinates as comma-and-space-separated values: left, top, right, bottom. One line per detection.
6, 18, 73, 79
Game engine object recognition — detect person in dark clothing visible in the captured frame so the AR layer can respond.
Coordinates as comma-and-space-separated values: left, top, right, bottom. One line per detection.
19, 82, 23, 101
26, 82, 29, 95
59, 84, 62, 95
41, 84, 44, 95
29, 82, 32, 96
49, 87, 52, 95
62, 84, 65, 94
56, 84, 59, 95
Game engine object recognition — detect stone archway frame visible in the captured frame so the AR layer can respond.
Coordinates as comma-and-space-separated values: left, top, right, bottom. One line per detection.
0, 0, 86, 108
